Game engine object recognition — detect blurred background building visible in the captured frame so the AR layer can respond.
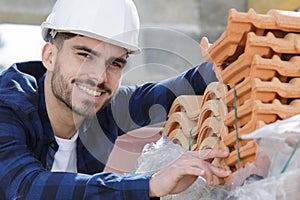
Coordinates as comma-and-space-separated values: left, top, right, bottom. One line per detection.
0, 0, 299, 84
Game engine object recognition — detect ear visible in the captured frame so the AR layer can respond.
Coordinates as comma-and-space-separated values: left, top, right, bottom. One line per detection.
42, 43, 56, 71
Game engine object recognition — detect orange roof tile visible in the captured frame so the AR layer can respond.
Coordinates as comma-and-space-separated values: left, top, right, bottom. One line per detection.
200, 8, 300, 66
251, 55, 300, 80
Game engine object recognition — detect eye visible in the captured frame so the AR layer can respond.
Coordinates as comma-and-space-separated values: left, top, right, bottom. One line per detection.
111, 61, 122, 68
78, 52, 92, 59
107, 57, 126, 69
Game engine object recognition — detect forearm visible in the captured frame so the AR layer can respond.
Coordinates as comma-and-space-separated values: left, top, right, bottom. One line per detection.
157, 61, 216, 98
111, 62, 216, 132
2, 164, 153, 199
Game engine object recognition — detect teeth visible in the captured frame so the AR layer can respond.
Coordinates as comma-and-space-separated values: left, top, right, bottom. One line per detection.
77, 84, 102, 97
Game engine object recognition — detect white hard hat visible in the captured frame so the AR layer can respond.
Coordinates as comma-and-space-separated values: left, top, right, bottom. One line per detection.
41, 0, 140, 54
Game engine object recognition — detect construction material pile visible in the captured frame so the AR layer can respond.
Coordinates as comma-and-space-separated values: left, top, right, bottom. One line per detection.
164, 85, 229, 185
164, 8, 300, 184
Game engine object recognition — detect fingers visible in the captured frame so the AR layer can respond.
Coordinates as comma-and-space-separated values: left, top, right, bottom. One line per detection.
180, 159, 212, 178
183, 157, 230, 184
209, 164, 231, 177
198, 149, 229, 160
149, 150, 231, 197
185, 149, 229, 162
178, 150, 231, 185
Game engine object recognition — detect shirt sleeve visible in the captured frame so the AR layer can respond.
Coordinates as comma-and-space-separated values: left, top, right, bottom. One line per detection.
111, 62, 216, 132
0, 106, 153, 200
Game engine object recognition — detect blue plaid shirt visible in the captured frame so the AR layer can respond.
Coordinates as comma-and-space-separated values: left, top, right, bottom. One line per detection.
0, 61, 215, 199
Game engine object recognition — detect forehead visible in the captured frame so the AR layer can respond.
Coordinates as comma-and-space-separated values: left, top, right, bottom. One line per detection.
65, 35, 128, 56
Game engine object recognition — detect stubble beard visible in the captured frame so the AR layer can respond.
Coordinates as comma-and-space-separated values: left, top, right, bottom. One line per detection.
51, 63, 113, 117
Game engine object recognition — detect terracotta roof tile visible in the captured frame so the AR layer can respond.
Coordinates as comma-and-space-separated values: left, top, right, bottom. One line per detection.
229, 8, 300, 32
198, 99, 222, 125
200, 8, 300, 66
226, 77, 300, 107
225, 99, 300, 133
195, 116, 221, 149
167, 128, 191, 150
200, 82, 228, 107
165, 112, 197, 138
164, 95, 200, 151
247, 32, 300, 54
251, 55, 300, 80
223, 120, 266, 146
168, 95, 202, 120
224, 140, 257, 167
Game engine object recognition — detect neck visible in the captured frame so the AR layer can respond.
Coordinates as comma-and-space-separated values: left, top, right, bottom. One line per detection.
44, 73, 85, 139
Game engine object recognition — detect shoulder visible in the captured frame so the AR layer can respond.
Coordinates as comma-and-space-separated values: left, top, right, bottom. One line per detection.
0, 61, 46, 114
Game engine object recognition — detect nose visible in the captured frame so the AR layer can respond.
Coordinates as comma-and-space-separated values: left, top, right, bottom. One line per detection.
97, 68, 107, 84
89, 59, 108, 84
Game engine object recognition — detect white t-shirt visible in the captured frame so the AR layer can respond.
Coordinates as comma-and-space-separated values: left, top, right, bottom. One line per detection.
51, 131, 79, 173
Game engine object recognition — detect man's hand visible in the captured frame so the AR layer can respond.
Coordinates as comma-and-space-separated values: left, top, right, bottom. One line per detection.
149, 149, 230, 197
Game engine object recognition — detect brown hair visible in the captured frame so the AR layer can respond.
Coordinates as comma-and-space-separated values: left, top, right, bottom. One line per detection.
46, 30, 77, 50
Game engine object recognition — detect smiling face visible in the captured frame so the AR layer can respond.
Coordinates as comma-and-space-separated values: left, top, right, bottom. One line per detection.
44, 34, 128, 117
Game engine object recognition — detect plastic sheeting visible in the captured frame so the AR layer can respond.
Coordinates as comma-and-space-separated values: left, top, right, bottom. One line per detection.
227, 168, 300, 199
135, 133, 230, 200
134, 114, 300, 199
242, 114, 300, 177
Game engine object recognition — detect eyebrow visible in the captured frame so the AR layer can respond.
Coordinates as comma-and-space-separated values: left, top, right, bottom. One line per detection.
73, 45, 128, 64
112, 57, 128, 65
73, 45, 101, 57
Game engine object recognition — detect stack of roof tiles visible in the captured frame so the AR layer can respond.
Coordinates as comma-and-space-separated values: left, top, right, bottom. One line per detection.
164, 95, 202, 151
165, 85, 229, 185
164, 8, 300, 184
199, 8, 300, 182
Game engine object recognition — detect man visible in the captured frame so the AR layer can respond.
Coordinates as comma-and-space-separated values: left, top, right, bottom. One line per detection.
0, 0, 230, 199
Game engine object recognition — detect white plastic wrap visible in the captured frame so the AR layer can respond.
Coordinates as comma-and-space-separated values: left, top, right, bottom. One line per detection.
134, 133, 230, 200
135, 133, 184, 174
242, 114, 300, 177
226, 114, 300, 199
134, 114, 300, 199
227, 168, 300, 200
